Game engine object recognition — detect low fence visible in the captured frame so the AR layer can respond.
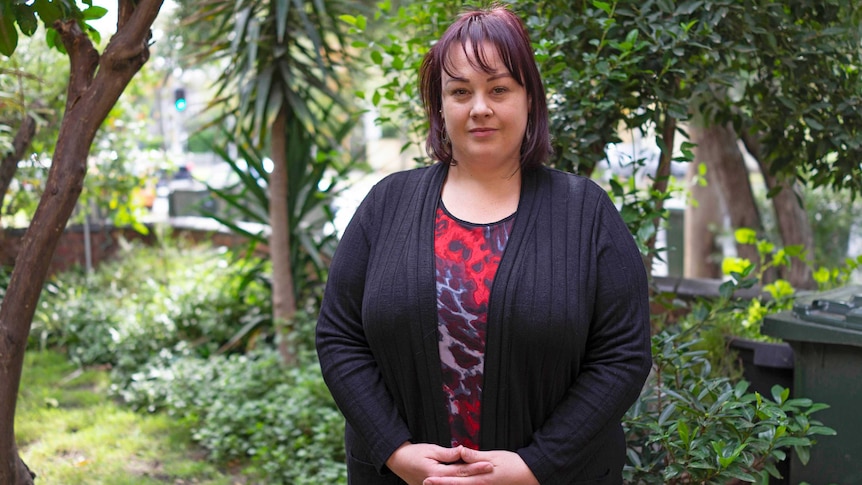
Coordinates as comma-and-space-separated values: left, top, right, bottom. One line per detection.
0, 218, 264, 277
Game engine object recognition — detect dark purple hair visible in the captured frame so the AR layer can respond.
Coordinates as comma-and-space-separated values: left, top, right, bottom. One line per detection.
419, 5, 551, 169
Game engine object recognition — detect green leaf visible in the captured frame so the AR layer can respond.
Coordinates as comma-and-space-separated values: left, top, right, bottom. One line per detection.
763, 461, 781, 479
658, 402, 677, 426
719, 280, 735, 299
46, 25, 67, 53
33, 0, 63, 25
677, 418, 691, 446
592, 0, 612, 16
609, 179, 624, 198
275, 0, 290, 43
371, 49, 383, 65
771, 385, 789, 405
81, 5, 107, 20
339, 14, 358, 26
13, 4, 38, 36
795, 445, 810, 465
725, 469, 758, 482
783, 397, 813, 408
675, 1, 705, 16
807, 425, 837, 436
0, 10, 18, 56
734, 227, 757, 245
86, 25, 100, 45
803, 116, 824, 131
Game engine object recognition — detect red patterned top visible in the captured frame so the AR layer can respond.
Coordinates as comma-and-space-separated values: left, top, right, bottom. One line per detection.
434, 204, 514, 449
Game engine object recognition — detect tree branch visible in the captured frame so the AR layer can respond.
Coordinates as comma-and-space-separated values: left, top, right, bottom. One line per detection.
106, 0, 164, 64
0, 115, 37, 214
54, 20, 100, 113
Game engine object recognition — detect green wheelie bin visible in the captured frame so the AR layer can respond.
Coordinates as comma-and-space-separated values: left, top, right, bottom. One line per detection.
762, 285, 862, 485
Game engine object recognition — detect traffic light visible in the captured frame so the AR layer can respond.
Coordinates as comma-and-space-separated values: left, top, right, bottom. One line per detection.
174, 88, 187, 112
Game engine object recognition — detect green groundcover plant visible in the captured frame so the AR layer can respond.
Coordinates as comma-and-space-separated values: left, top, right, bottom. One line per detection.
28, 239, 346, 484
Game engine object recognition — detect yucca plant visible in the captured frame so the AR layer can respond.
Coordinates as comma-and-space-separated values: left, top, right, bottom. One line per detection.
177, 0, 364, 364
204, 106, 361, 309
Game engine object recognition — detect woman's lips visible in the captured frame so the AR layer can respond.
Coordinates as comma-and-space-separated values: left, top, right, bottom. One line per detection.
469, 128, 497, 137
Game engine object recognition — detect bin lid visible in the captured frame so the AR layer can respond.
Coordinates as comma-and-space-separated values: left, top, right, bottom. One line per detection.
792, 286, 862, 331
763, 285, 862, 346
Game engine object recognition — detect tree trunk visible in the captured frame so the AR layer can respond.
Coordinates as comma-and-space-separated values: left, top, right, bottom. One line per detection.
0, 3, 162, 482
683, 159, 723, 279
644, 114, 676, 275
690, 123, 763, 269
269, 105, 297, 366
742, 133, 816, 289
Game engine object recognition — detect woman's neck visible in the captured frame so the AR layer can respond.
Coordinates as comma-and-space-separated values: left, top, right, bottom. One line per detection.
440, 162, 522, 224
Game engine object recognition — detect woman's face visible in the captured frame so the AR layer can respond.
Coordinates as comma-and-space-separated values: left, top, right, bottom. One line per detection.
440, 43, 529, 168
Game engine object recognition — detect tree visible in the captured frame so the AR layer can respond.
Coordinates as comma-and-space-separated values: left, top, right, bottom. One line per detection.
520, 0, 862, 287
0, 1, 164, 482
178, 0, 360, 364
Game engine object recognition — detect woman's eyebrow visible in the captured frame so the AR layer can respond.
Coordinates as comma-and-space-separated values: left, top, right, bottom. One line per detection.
444, 71, 511, 85
444, 75, 469, 85
487, 72, 512, 82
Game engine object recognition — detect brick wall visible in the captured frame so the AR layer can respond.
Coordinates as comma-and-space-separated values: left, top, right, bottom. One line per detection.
0, 222, 262, 276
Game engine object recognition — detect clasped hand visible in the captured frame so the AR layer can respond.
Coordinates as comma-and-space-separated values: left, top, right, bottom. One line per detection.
386, 442, 540, 485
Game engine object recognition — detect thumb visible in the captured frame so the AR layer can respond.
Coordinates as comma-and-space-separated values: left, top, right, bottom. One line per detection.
434, 445, 463, 463
458, 445, 485, 464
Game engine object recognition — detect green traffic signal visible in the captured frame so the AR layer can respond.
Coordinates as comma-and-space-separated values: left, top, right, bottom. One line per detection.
174, 88, 187, 111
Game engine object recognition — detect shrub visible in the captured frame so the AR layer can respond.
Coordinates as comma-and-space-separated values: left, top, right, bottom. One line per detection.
30, 241, 346, 483
31, 239, 272, 381
624, 325, 835, 484
630, 250, 838, 483
119, 347, 346, 484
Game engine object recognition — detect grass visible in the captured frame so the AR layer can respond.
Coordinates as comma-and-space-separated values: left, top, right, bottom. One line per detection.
15, 349, 246, 485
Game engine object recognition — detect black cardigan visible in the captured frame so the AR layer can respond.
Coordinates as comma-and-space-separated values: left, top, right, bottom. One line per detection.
316, 162, 652, 484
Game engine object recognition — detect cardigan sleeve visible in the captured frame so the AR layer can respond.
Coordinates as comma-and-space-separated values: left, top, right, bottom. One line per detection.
517, 184, 652, 484
315, 185, 413, 472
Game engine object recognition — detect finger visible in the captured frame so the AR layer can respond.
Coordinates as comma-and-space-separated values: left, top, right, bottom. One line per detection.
460, 461, 494, 475
430, 460, 494, 478
440, 461, 494, 477
430, 445, 463, 464
457, 446, 489, 464
423, 464, 493, 485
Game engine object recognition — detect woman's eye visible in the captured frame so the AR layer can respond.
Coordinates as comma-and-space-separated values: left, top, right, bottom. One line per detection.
452, 88, 469, 96
493, 86, 508, 95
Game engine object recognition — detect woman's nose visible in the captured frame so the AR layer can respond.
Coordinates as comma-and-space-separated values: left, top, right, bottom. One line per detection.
470, 96, 493, 118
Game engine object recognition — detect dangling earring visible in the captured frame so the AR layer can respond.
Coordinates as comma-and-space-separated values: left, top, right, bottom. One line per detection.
523, 119, 532, 144
441, 126, 450, 145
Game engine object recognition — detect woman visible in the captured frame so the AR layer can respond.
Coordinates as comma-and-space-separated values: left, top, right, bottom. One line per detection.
316, 5, 652, 484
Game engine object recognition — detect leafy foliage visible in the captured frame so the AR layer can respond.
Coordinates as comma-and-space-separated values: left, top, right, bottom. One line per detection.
521, 0, 862, 194
31, 239, 272, 380
342, 0, 471, 159
624, 325, 835, 484
25, 242, 346, 483
180, 0, 358, 138
120, 347, 346, 484
0, 0, 107, 56
1, 25, 169, 232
